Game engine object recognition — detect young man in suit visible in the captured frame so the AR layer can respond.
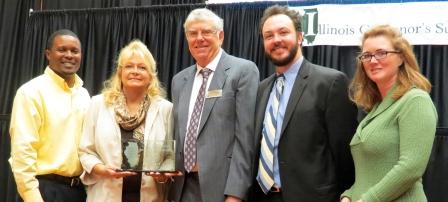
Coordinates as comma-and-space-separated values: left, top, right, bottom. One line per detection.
170, 8, 259, 202
250, 5, 358, 202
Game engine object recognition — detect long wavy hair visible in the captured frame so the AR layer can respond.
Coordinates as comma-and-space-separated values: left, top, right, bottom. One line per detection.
349, 24, 431, 111
102, 39, 166, 106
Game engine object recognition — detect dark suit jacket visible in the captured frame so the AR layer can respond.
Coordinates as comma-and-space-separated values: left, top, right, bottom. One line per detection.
250, 59, 357, 202
170, 51, 259, 202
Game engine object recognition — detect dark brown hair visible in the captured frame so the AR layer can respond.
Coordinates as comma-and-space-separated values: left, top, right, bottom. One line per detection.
260, 5, 302, 34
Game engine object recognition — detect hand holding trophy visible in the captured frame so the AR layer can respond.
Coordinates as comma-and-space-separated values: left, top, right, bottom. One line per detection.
143, 139, 182, 183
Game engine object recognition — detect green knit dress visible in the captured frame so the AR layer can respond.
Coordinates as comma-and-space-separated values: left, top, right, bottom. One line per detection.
342, 87, 438, 202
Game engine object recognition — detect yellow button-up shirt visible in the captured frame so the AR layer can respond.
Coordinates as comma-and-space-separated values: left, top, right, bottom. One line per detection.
9, 67, 90, 202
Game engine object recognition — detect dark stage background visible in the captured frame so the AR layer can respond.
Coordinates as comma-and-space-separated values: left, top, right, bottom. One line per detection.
1, 0, 447, 201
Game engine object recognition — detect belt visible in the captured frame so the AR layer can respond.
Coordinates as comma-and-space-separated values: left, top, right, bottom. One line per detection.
185, 171, 199, 176
270, 186, 281, 193
36, 174, 83, 188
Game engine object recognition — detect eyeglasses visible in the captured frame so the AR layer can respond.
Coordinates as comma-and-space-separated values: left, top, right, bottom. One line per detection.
359, 50, 400, 62
185, 29, 218, 39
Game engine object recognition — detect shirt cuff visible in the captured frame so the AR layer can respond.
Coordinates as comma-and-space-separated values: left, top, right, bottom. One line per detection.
23, 188, 44, 202
361, 191, 380, 202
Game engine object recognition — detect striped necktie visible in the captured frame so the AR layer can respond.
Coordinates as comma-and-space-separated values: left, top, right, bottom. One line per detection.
184, 68, 212, 172
257, 74, 285, 194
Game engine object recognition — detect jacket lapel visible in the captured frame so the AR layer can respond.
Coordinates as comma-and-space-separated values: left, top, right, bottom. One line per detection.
280, 60, 310, 135
107, 106, 122, 144
197, 52, 229, 137
144, 98, 159, 141
360, 86, 397, 129
178, 66, 196, 144
255, 74, 276, 139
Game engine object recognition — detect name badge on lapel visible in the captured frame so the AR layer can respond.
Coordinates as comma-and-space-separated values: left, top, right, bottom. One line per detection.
206, 89, 222, 98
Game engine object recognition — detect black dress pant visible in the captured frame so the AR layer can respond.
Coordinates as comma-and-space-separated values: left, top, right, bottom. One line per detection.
37, 178, 86, 202
252, 183, 284, 202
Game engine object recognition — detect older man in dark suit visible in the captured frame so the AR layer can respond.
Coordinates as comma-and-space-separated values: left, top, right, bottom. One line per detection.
170, 8, 259, 202
250, 5, 358, 202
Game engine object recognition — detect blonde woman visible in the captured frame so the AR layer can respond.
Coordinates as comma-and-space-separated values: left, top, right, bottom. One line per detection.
341, 25, 437, 202
79, 40, 173, 202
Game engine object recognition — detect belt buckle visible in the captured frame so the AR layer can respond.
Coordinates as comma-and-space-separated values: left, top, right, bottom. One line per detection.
70, 178, 80, 187
270, 186, 281, 193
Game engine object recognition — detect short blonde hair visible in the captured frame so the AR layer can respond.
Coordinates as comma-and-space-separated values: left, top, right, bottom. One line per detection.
349, 24, 431, 111
102, 39, 166, 105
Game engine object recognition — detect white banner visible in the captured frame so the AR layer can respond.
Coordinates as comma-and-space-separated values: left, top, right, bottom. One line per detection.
293, 2, 448, 46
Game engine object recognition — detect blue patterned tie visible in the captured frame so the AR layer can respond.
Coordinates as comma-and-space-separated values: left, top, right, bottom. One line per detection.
184, 68, 212, 172
257, 74, 285, 194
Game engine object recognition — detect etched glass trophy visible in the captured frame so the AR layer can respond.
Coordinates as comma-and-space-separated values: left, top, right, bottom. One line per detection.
121, 138, 175, 172
121, 139, 144, 171
143, 139, 176, 172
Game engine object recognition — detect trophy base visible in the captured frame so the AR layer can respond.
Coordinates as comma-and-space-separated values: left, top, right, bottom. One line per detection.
116, 169, 178, 173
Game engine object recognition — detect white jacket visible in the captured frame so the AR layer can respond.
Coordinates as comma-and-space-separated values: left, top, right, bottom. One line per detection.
79, 94, 173, 202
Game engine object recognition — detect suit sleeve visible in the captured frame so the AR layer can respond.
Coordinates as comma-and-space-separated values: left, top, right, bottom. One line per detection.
170, 75, 182, 172
224, 62, 260, 199
360, 94, 437, 202
325, 72, 357, 192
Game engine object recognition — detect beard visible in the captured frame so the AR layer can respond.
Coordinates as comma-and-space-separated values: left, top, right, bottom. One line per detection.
265, 43, 299, 67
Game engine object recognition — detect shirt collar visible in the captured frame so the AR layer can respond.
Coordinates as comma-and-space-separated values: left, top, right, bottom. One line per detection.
45, 66, 83, 90
195, 48, 223, 73
280, 56, 303, 82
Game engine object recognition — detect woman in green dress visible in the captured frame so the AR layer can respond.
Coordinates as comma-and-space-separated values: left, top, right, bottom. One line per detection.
341, 25, 438, 202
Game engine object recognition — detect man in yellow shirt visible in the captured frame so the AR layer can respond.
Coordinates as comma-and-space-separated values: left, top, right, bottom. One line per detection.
9, 29, 90, 202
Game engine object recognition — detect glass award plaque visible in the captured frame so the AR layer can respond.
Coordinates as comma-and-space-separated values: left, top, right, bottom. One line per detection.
121, 138, 144, 171
120, 139, 175, 173
143, 139, 176, 172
